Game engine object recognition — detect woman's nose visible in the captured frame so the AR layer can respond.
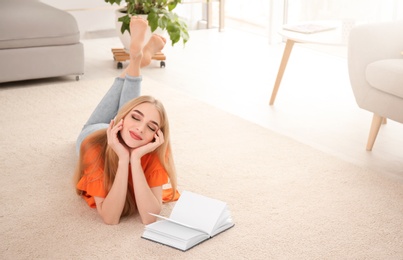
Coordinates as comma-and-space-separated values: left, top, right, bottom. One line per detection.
137, 124, 145, 133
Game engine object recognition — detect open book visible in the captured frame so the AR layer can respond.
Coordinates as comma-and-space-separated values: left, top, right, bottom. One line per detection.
141, 191, 234, 251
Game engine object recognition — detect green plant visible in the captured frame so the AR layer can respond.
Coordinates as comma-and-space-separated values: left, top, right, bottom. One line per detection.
105, 0, 189, 46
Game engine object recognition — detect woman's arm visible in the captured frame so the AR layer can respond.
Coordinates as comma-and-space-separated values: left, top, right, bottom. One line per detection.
129, 129, 165, 224
94, 119, 131, 225
130, 159, 163, 224
94, 159, 129, 225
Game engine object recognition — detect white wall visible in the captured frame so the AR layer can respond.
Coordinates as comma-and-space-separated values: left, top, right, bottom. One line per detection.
41, 0, 118, 37
41, 0, 204, 39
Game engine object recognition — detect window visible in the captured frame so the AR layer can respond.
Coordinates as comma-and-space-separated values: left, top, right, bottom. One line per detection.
225, 0, 403, 43
285, 0, 403, 24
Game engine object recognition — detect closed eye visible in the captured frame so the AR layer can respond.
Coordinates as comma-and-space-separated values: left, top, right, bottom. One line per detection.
131, 109, 159, 131
148, 125, 157, 132
132, 115, 141, 121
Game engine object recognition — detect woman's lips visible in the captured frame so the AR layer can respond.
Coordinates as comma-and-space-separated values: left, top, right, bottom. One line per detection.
129, 131, 142, 140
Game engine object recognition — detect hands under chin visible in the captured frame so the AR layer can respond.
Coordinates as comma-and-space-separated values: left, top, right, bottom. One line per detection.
107, 119, 131, 161
108, 119, 165, 162
130, 129, 164, 161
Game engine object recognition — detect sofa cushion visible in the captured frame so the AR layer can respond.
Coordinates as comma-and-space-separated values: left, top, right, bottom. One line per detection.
0, 0, 80, 49
366, 59, 403, 98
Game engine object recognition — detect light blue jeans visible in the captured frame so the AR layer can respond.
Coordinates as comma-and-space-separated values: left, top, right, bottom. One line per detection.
76, 75, 142, 154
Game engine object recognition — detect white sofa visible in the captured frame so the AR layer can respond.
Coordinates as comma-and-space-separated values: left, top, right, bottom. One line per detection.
0, 0, 84, 83
348, 20, 403, 151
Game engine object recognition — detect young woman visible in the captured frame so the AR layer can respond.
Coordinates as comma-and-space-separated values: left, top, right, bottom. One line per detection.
74, 17, 177, 225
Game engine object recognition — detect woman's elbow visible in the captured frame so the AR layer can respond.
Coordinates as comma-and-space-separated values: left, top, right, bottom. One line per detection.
141, 215, 157, 225
142, 219, 156, 225
101, 215, 120, 225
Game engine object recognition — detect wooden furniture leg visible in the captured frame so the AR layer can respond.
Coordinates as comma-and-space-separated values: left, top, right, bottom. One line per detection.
219, 0, 225, 32
207, 1, 213, 29
205, 0, 225, 31
269, 39, 295, 105
366, 113, 384, 151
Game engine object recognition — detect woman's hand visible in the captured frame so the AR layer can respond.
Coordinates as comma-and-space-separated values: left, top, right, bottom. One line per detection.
107, 119, 130, 161
130, 129, 164, 161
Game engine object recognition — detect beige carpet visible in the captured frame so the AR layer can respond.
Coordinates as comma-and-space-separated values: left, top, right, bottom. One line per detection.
1, 76, 402, 259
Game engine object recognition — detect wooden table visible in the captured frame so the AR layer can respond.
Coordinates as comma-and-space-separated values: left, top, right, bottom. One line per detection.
269, 21, 347, 105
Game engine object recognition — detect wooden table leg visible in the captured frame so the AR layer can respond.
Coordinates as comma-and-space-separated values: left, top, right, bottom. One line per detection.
219, 0, 225, 32
207, 1, 213, 29
269, 39, 295, 105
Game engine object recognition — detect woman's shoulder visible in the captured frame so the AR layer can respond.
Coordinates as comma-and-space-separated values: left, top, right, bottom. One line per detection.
141, 152, 162, 169
77, 143, 105, 194
82, 141, 103, 163
141, 152, 168, 187
80, 141, 105, 181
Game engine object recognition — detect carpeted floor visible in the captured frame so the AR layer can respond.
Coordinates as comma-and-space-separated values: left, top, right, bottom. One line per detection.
1, 76, 402, 259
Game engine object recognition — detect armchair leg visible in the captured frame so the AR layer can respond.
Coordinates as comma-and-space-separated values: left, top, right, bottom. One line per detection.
366, 113, 384, 151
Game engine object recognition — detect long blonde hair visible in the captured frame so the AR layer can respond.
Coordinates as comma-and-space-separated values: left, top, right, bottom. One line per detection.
74, 96, 177, 217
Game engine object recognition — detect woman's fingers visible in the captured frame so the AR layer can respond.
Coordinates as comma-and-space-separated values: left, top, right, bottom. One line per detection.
154, 129, 164, 145
107, 119, 130, 160
106, 119, 114, 143
107, 119, 114, 133
107, 119, 123, 144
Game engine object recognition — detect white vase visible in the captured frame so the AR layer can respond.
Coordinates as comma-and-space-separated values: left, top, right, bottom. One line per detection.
115, 9, 164, 52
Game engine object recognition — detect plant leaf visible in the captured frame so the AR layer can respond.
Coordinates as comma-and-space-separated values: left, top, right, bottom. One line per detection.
112, 0, 189, 46
104, 0, 122, 5
118, 15, 131, 34
147, 10, 159, 32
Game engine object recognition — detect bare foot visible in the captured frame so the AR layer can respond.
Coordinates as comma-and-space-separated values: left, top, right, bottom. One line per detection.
129, 16, 148, 59
119, 17, 148, 77
141, 34, 167, 67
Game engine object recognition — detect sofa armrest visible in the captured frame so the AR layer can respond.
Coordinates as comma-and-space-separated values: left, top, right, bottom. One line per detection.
348, 20, 403, 104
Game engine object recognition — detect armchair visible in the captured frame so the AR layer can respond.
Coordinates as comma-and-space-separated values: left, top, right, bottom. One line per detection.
348, 20, 403, 151
0, 0, 84, 83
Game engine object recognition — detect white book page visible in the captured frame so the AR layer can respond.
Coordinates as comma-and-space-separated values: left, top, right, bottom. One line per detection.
143, 220, 209, 251
169, 191, 227, 236
149, 213, 207, 234
144, 220, 208, 242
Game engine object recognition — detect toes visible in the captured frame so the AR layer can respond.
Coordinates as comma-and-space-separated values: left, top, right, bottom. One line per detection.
152, 34, 167, 44
130, 16, 148, 25
158, 35, 167, 43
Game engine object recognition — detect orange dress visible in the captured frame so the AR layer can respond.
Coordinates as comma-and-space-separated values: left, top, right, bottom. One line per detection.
76, 144, 169, 208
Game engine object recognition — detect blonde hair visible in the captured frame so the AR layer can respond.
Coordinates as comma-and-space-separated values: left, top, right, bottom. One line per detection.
74, 96, 177, 217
